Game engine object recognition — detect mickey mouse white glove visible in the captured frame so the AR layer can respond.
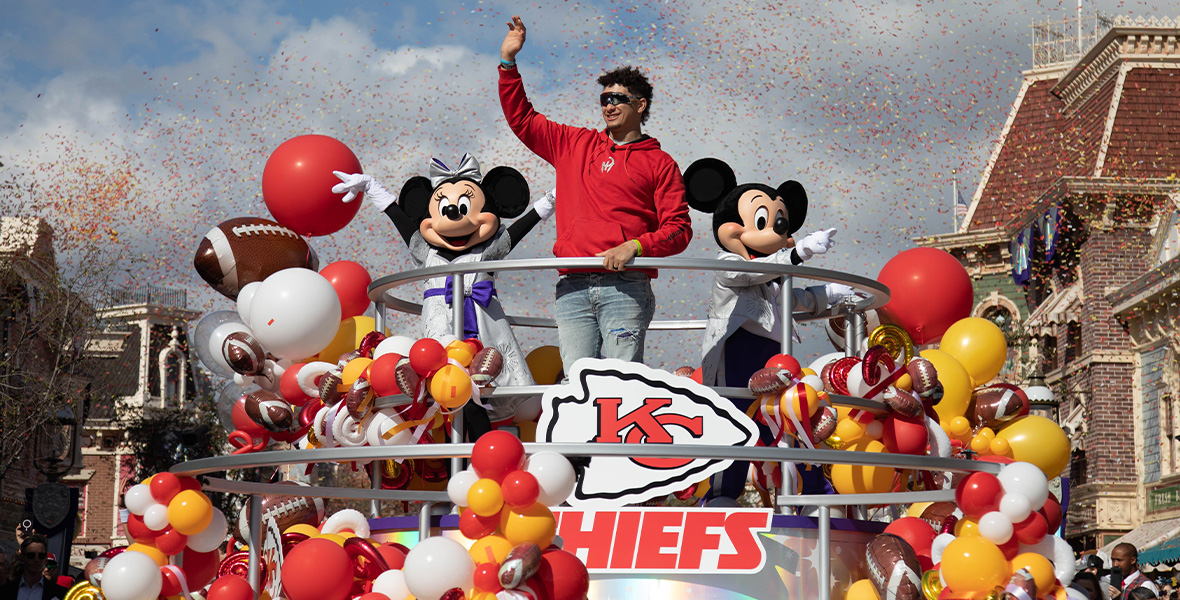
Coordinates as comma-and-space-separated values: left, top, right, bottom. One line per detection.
533, 189, 556, 222
794, 228, 838, 262
332, 171, 399, 212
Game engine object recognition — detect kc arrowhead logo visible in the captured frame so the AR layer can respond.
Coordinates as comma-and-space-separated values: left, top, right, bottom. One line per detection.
539, 358, 759, 508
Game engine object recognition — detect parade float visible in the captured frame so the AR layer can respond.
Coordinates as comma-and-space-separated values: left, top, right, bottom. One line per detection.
72, 135, 1078, 600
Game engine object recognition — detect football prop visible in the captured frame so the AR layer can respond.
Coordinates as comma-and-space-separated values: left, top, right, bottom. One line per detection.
222, 332, 265, 376
749, 367, 796, 395
235, 481, 325, 541
262, 135, 364, 237
469, 347, 505, 387
865, 533, 922, 600
194, 217, 319, 300
243, 390, 295, 433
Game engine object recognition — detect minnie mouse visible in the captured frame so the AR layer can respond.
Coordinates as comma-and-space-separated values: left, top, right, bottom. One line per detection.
333, 154, 553, 434
684, 157, 854, 501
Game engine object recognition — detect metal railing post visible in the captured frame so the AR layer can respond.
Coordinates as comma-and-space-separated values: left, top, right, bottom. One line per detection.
818, 505, 831, 600
419, 501, 435, 541
247, 494, 262, 599
851, 311, 865, 354
781, 275, 794, 356
450, 276, 466, 474
370, 460, 381, 518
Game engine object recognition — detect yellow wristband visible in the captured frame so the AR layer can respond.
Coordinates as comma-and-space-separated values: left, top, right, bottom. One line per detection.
633, 239, 643, 256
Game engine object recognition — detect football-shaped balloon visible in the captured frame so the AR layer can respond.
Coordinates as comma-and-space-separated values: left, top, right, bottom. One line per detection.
905, 357, 941, 400
810, 405, 838, 441
470, 347, 504, 387
345, 378, 373, 419
223, 332, 266, 376
865, 533, 922, 600
919, 501, 957, 531
194, 217, 319, 300
972, 384, 1029, 428
882, 388, 922, 418
243, 391, 295, 432
498, 542, 542, 590
394, 358, 420, 396
236, 481, 326, 542
748, 367, 795, 395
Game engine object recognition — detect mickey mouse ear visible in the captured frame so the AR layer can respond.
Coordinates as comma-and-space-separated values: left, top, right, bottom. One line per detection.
684, 158, 736, 213
483, 166, 530, 219
777, 180, 808, 235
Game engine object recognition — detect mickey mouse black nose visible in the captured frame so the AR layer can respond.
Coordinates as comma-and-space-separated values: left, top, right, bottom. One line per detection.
773, 216, 790, 235
442, 204, 462, 221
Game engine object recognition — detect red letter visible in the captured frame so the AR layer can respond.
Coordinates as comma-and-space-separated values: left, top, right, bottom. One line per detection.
555, 511, 615, 569
678, 510, 726, 570
594, 397, 673, 443
634, 511, 682, 570
717, 511, 771, 571
609, 511, 642, 569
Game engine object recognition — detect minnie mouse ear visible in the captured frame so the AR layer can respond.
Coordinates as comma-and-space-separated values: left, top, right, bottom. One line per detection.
684, 158, 736, 214
483, 166, 530, 219
777, 180, 808, 235
399, 176, 434, 223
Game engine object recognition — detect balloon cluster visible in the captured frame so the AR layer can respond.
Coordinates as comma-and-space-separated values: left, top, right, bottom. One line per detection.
846, 461, 1070, 600
438, 431, 589, 600
97, 474, 229, 600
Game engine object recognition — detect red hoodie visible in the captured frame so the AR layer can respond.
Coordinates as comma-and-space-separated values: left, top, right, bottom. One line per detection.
499, 66, 691, 275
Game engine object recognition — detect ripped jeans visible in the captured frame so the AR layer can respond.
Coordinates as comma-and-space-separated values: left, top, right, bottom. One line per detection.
555, 271, 656, 374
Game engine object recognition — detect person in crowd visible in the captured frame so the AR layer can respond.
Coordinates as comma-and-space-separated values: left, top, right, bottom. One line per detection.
1110, 543, 1160, 600
0, 535, 69, 600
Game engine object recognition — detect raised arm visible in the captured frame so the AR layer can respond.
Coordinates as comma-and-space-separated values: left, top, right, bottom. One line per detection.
498, 16, 575, 164
333, 172, 416, 245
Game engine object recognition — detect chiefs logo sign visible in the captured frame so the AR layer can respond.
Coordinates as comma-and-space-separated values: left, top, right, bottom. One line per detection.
539, 358, 759, 508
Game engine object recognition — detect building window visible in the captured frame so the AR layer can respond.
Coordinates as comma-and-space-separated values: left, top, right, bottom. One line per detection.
1065, 322, 1082, 364
1070, 449, 1088, 485
1041, 335, 1058, 372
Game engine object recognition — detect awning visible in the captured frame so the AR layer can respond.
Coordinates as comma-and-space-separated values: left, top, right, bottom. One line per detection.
1100, 517, 1180, 556
1141, 536, 1180, 566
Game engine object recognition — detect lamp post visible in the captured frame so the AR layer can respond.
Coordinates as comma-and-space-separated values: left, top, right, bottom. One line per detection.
27, 403, 82, 573
1025, 371, 1058, 422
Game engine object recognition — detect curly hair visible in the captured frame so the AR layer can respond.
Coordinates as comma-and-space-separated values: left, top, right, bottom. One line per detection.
598, 66, 654, 124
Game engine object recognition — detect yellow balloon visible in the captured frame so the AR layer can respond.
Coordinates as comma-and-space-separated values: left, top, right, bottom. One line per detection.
430, 364, 473, 409
920, 349, 972, 423
284, 523, 320, 537
939, 317, 1008, 387
845, 578, 881, 600
989, 436, 1012, 457
955, 517, 980, 537
525, 346, 564, 385
167, 490, 213, 535
128, 543, 168, 566
317, 316, 375, 362
517, 420, 537, 443
835, 417, 866, 443
781, 383, 820, 418
801, 367, 818, 377
830, 438, 896, 494
467, 479, 504, 517
940, 536, 1009, 594
316, 533, 347, 546
446, 340, 476, 367
996, 415, 1071, 479
1011, 552, 1055, 594
907, 501, 933, 518
948, 416, 972, 439
469, 535, 514, 565
499, 502, 557, 548
894, 372, 913, 391
341, 357, 373, 386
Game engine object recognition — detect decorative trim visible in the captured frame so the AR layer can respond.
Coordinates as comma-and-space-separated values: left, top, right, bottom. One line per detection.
962, 79, 1036, 231
1093, 63, 1131, 177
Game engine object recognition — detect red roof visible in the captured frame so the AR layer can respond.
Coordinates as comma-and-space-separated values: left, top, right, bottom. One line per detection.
1102, 68, 1180, 179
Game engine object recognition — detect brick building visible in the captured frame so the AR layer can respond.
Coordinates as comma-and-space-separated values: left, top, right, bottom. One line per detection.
918, 15, 1180, 551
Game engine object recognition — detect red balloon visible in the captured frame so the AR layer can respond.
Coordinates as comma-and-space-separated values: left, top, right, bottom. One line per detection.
501, 470, 541, 509
997, 535, 1021, 560
150, 473, 182, 504
178, 477, 203, 493
1014, 511, 1049, 545
160, 567, 182, 597
208, 575, 254, 600
975, 454, 1015, 466
231, 395, 269, 438
471, 430, 526, 482
356, 594, 388, 600
764, 354, 802, 378
459, 509, 501, 540
262, 135, 363, 237
528, 549, 590, 600
882, 517, 936, 570
320, 261, 373, 319
690, 367, 703, 384
176, 548, 220, 590
280, 363, 312, 407
368, 354, 403, 397
156, 527, 188, 556
876, 248, 973, 344
954, 472, 1004, 519
473, 562, 503, 593
881, 414, 927, 455
1040, 491, 1063, 534
376, 544, 406, 570
408, 339, 448, 376
126, 513, 159, 542
281, 538, 353, 600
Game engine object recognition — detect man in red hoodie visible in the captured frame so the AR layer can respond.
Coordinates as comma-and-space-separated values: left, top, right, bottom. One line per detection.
498, 15, 692, 373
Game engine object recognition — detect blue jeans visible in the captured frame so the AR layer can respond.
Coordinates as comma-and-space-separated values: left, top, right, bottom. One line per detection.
555, 271, 655, 374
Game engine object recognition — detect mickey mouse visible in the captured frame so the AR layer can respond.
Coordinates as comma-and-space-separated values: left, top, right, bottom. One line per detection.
333, 154, 553, 434
684, 157, 852, 500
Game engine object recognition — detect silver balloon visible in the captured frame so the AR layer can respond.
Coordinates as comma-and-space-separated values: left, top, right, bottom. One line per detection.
216, 381, 261, 434
193, 310, 251, 377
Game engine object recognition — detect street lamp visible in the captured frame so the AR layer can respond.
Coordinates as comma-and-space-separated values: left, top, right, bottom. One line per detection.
28, 403, 83, 573
1025, 371, 1058, 422
33, 404, 81, 480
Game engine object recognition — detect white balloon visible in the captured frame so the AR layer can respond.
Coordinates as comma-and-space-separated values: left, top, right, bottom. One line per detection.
124, 485, 156, 516
434, 334, 460, 347
402, 536, 475, 600
100, 550, 163, 600
512, 395, 543, 423
999, 492, 1033, 523
978, 511, 1014, 545
144, 504, 170, 531
845, 362, 889, 399
447, 469, 480, 507
373, 336, 416, 360
236, 282, 262, 323
367, 409, 410, 447
998, 462, 1049, 507
321, 509, 370, 538
864, 420, 884, 440
1053, 535, 1077, 586
800, 374, 825, 392
372, 569, 411, 600
930, 532, 956, 565
248, 268, 342, 360
807, 352, 844, 376
186, 508, 228, 553
525, 451, 576, 506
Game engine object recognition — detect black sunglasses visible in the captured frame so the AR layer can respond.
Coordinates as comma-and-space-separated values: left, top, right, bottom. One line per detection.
23, 552, 47, 559
600, 92, 640, 107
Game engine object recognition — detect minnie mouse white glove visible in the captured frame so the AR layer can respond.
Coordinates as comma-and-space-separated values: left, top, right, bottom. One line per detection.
332, 171, 399, 212
533, 189, 556, 222
794, 228, 838, 262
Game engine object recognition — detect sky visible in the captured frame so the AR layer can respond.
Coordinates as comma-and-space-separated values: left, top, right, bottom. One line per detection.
1, 0, 1174, 372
